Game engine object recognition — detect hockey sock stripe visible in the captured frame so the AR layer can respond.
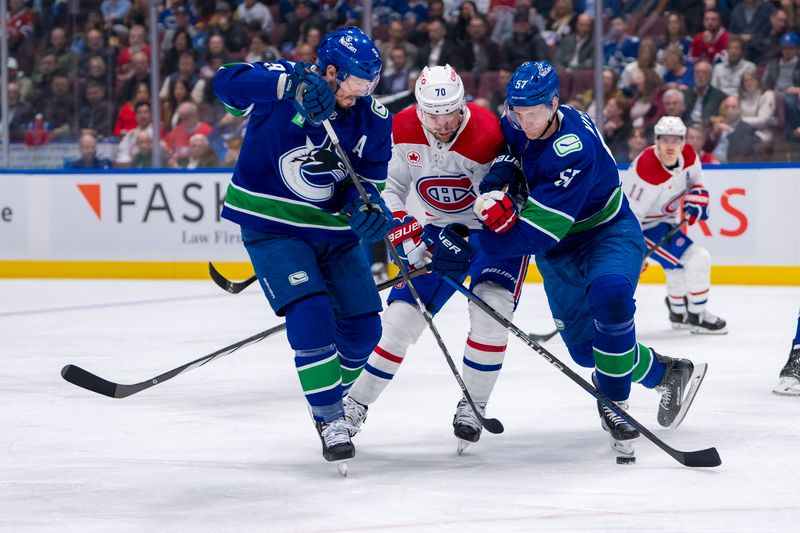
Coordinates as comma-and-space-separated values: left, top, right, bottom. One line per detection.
374, 345, 404, 364
363, 362, 394, 381
463, 357, 503, 372
593, 346, 635, 378
466, 338, 507, 352
631, 343, 653, 383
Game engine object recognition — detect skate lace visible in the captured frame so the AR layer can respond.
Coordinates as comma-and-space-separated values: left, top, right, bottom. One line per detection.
603, 402, 630, 427
343, 397, 367, 433
321, 419, 351, 447
454, 399, 485, 428
698, 310, 720, 323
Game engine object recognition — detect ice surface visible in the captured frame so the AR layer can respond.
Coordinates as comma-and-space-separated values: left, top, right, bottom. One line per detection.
1, 279, 799, 532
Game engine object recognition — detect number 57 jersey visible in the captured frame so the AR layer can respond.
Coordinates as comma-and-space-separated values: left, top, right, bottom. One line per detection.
384, 102, 506, 228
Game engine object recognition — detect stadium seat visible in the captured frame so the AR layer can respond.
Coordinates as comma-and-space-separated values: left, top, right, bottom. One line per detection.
477, 70, 499, 101
459, 71, 479, 100
556, 68, 573, 103
570, 68, 595, 100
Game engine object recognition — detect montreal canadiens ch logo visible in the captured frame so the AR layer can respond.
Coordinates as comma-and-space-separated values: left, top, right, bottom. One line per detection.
416, 175, 476, 213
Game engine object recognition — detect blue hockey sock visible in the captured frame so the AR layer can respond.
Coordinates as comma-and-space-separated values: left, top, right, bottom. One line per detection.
335, 312, 382, 394
631, 343, 668, 389
793, 308, 800, 347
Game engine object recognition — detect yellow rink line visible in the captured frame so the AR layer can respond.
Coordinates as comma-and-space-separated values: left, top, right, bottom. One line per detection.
0, 261, 798, 286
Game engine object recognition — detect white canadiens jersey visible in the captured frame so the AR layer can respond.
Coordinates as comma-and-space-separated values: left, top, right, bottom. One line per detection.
384, 103, 506, 229
623, 144, 704, 230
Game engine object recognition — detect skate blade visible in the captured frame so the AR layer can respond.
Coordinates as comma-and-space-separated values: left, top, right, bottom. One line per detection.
772, 376, 800, 396
610, 437, 636, 456
336, 460, 350, 477
689, 325, 728, 335
456, 439, 471, 456
665, 362, 709, 429
671, 323, 691, 330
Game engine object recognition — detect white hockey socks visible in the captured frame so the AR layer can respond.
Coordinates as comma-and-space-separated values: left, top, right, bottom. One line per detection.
682, 245, 712, 314
462, 283, 513, 404
347, 301, 426, 406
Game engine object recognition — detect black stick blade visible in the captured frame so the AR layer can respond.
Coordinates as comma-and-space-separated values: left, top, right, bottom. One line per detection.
207, 262, 257, 294
678, 447, 722, 468
482, 417, 504, 434
61, 365, 119, 398
529, 329, 559, 342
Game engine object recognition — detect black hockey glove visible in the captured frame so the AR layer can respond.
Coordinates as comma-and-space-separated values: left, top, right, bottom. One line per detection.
430, 223, 475, 280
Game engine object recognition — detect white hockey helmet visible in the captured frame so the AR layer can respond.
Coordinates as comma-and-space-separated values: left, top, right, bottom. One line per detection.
654, 116, 687, 140
415, 65, 466, 138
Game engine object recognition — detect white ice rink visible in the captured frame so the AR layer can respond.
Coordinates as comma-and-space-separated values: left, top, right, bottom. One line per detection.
1, 278, 799, 532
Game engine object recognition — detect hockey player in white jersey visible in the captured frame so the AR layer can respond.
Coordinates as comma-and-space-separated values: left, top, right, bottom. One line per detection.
344, 65, 528, 453
624, 116, 727, 334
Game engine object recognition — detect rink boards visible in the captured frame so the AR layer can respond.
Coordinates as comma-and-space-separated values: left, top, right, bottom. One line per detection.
0, 165, 798, 285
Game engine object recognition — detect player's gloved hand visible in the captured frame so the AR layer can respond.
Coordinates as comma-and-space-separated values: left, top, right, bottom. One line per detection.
387, 211, 430, 270
479, 154, 524, 195
474, 190, 519, 233
430, 223, 475, 279
281, 63, 335, 126
683, 185, 710, 225
343, 193, 392, 243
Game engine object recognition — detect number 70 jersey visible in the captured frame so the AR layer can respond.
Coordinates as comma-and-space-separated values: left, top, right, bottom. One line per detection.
383, 103, 507, 229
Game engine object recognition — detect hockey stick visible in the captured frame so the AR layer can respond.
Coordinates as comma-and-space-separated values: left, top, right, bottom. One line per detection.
61, 269, 429, 399
643, 214, 690, 262
442, 276, 721, 468
529, 329, 559, 342
208, 262, 257, 294
321, 118, 503, 435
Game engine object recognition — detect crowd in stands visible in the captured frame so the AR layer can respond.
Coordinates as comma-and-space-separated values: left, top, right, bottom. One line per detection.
5, 0, 800, 168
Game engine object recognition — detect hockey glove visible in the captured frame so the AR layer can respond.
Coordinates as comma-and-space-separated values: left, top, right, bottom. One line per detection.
479, 154, 525, 196
387, 212, 431, 270
683, 185, 710, 225
430, 223, 475, 279
474, 190, 519, 233
343, 193, 392, 243
281, 63, 335, 126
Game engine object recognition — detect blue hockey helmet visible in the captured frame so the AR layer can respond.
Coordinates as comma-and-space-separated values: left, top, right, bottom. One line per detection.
316, 26, 382, 96
504, 61, 560, 132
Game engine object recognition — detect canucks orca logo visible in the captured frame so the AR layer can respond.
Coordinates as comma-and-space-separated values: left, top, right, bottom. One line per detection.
416, 175, 476, 213
279, 136, 347, 202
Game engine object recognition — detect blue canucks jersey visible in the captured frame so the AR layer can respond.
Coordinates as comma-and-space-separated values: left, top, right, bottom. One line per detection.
214, 60, 393, 242
477, 105, 633, 257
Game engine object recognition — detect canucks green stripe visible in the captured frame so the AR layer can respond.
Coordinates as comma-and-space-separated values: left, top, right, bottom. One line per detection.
631, 343, 653, 383
568, 187, 623, 235
519, 198, 574, 241
340, 366, 363, 387
594, 346, 635, 377
298, 356, 342, 392
225, 184, 350, 229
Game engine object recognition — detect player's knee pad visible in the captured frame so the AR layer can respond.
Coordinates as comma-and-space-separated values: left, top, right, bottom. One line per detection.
336, 312, 382, 359
568, 340, 595, 368
587, 274, 636, 326
468, 282, 513, 343
380, 301, 427, 350
284, 293, 335, 350
681, 244, 711, 289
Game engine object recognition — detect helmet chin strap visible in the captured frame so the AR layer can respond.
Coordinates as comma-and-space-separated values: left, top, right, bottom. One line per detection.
534, 104, 558, 141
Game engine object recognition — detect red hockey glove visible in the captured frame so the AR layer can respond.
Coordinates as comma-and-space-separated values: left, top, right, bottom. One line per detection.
387, 211, 429, 270
683, 185, 709, 225
474, 190, 518, 233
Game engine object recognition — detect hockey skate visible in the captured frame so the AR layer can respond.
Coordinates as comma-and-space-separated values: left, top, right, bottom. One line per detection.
343, 396, 368, 436
665, 297, 689, 329
315, 418, 355, 476
773, 346, 800, 396
592, 374, 639, 458
687, 309, 728, 335
453, 397, 485, 455
654, 351, 708, 429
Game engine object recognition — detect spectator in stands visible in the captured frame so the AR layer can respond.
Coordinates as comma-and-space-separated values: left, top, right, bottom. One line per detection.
237, 0, 274, 33
162, 29, 195, 77
174, 133, 220, 169
8, 57, 33, 103
79, 82, 115, 139
78, 29, 115, 80
118, 50, 150, 105
544, 0, 575, 46
684, 60, 727, 126
40, 74, 76, 141
31, 53, 59, 104
64, 133, 113, 169
739, 70, 776, 146
116, 101, 160, 167
554, 12, 593, 71
747, 7, 788, 64
162, 79, 191, 130
86, 56, 110, 90
620, 38, 663, 95
616, 126, 648, 164
245, 31, 281, 63
602, 92, 632, 159
378, 20, 419, 77
583, 68, 623, 121
378, 47, 416, 94
160, 53, 205, 106
161, 6, 197, 55
124, 0, 149, 27
114, 81, 151, 137
3, 82, 33, 142
662, 42, 694, 92
657, 12, 693, 58
603, 16, 640, 74
101, 0, 132, 24
630, 67, 663, 129
499, 12, 549, 71
166, 102, 213, 162
209, 4, 248, 54
201, 34, 229, 67
416, 18, 464, 70
690, 8, 729, 63
687, 122, 719, 164
45, 27, 78, 76
708, 95, 760, 162
450, 1, 478, 43
489, 67, 513, 118
284, 0, 323, 51
117, 25, 150, 75
729, 0, 774, 52
490, 0, 546, 47
712, 35, 757, 96
7, 0, 35, 62
662, 88, 688, 119
130, 130, 170, 168
762, 32, 800, 92
223, 135, 243, 167
454, 16, 499, 74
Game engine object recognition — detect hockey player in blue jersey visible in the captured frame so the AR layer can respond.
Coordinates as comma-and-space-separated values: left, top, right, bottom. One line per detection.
773, 308, 800, 396
470, 61, 707, 457
213, 26, 393, 470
